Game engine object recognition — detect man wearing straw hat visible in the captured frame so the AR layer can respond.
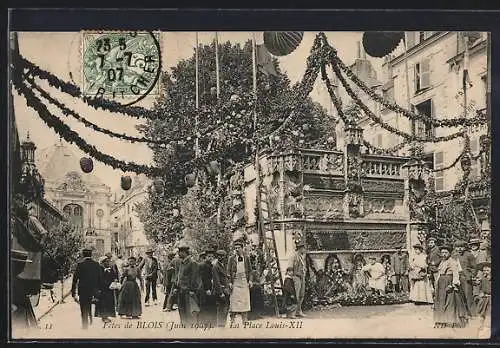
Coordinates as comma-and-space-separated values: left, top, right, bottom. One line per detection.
172, 243, 200, 326
287, 240, 308, 318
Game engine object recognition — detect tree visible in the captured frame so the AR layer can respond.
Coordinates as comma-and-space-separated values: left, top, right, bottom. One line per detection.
137, 39, 334, 246
40, 221, 84, 280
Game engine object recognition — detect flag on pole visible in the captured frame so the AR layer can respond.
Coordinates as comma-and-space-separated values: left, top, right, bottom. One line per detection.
256, 44, 279, 77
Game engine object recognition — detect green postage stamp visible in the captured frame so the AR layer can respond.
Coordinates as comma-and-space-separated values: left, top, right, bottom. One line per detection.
82, 31, 161, 105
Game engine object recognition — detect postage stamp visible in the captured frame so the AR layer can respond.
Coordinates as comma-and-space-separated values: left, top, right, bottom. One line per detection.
9, 28, 492, 342
81, 31, 161, 105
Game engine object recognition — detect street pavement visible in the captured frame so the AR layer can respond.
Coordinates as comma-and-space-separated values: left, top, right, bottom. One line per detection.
13, 289, 488, 340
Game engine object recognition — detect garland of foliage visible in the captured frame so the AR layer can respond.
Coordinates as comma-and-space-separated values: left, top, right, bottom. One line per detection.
327, 58, 474, 143
324, 40, 488, 128
362, 140, 409, 155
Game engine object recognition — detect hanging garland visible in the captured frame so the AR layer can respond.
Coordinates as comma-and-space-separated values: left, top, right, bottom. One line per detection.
323, 40, 488, 128
362, 140, 409, 155
326, 57, 472, 143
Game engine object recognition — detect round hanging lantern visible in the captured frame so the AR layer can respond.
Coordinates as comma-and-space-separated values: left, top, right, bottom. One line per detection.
230, 94, 240, 102
185, 173, 196, 187
79, 157, 94, 173
263, 31, 304, 56
153, 178, 164, 194
172, 208, 180, 217
121, 176, 132, 190
362, 31, 404, 58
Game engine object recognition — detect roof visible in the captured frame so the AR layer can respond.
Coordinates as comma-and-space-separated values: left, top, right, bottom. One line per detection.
36, 141, 108, 188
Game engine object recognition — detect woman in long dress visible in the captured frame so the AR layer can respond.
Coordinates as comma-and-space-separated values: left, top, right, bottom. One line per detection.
117, 256, 142, 319
351, 255, 368, 295
362, 257, 386, 295
409, 244, 433, 305
433, 245, 469, 328
227, 240, 252, 324
95, 257, 118, 323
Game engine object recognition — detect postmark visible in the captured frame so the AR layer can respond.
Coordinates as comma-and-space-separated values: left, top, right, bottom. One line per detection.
81, 31, 161, 105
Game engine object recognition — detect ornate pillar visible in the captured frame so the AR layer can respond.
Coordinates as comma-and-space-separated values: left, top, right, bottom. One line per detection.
403, 156, 431, 248
343, 123, 364, 219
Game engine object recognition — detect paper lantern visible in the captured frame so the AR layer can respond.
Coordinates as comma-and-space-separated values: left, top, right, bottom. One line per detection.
121, 176, 132, 190
153, 178, 164, 194
263, 32, 304, 56
362, 32, 404, 58
185, 173, 196, 187
79, 157, 94, 173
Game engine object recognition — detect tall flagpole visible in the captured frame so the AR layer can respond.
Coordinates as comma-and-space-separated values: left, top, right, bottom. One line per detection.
252, 33, 264, 245
215, 32, 220, 100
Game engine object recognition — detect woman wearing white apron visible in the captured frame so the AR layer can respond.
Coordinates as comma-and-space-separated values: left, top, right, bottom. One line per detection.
227, 240, 252, 325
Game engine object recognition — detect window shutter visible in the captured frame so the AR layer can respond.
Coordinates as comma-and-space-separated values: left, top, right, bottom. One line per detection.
420, 59, 431, 89
434, 151, 445, 191
413, 64, 419, 93
434, 151, 444, 167
406, 32, 416, 49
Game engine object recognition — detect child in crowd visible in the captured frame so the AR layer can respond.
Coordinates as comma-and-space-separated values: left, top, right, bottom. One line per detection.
282, 267, 297, 318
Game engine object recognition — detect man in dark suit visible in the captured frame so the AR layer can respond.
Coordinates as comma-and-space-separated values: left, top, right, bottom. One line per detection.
71, 247, 103, 330
162, 252, 177, 312
212, 249, 229, 327
144, 249, 159, 306
199, 246, 217, 327
173, 244, 201, 326
426, 237, 441, 290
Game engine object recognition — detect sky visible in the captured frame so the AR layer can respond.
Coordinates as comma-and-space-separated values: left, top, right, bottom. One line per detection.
13, 31, 385, 192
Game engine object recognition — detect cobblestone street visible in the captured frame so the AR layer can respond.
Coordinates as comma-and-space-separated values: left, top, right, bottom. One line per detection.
13, 291, 487, 340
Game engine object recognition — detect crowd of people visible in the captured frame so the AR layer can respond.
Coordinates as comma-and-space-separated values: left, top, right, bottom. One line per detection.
69, 235, 490, 333
70, 237, 295, 330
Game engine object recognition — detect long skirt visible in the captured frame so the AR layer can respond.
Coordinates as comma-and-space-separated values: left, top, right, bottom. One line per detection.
410, 277, 433, 304
230, 273, 251, 313
433, 274, 469, 328
95, 288, 116, 317
118, 280, 142, 317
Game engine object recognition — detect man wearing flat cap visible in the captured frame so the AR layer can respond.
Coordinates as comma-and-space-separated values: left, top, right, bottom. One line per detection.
287, 240, 308, 318
199, 246, 218, 326
173, 244, 201, 325
71, 247, 103, 330
212, 250, 230, 327
144, 249, 159, 307
426, 237, 441, 290
454, 239, 477, 316
162, 252, 177, 312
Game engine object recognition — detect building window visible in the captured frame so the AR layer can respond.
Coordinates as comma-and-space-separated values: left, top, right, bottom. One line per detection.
434, 151, 445, 191
413, 100, 434, 139
414, 59, 431, 93
63, 203, 83, 228
406, 32, 435, 49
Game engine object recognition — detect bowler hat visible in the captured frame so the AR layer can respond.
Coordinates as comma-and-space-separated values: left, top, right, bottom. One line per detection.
233, 239, 244, 247
454, 240, 467, 248
145, 248, 154, 254
216, 250, 227, 257
199, 251, 206, 258
412, 243, 424, 250
440, 245, 453, 253
469, 238, 480, 245
427, 237, 437, 243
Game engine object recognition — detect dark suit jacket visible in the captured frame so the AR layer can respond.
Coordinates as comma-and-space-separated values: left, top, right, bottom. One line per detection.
457, 251, 477, 281
174, 256, 200, 292
144, 257, 159, 280
212, 260, 229, 297
227, 254, 251, 284
71, 257, 103, 299
199, 261, 213, 291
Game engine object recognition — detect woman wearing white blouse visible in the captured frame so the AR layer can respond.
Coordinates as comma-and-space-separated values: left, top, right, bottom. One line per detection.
408, 244, 433, 304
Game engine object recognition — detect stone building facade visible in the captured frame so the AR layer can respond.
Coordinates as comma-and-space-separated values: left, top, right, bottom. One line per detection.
110, 174, 150, 258
36, 141, 113, 258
